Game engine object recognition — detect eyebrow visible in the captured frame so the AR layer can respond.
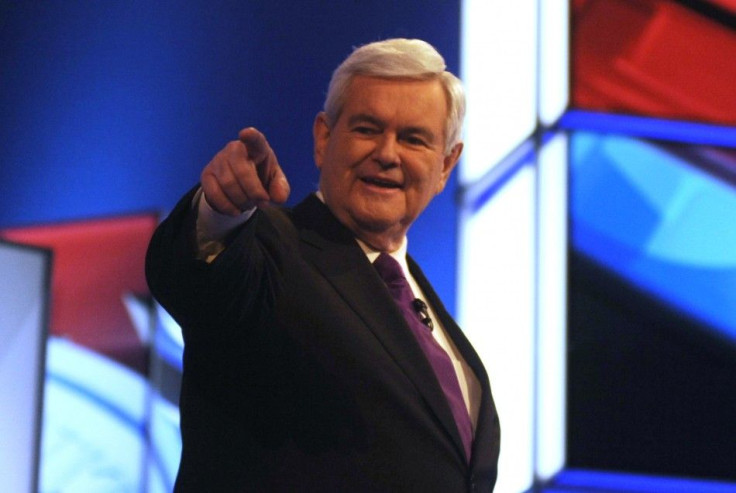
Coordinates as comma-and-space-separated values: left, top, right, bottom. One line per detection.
347, 113, 384, 128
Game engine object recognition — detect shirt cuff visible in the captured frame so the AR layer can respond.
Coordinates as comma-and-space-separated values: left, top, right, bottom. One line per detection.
194, 188, 256, 262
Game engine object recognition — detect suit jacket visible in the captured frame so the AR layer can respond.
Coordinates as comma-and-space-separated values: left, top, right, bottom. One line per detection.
146, 190, 500, 492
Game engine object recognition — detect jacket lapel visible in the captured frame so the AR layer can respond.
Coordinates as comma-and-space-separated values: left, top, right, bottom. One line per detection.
292, 195, 470, 463
408, 257, 488, 388
408, 258, 499, 466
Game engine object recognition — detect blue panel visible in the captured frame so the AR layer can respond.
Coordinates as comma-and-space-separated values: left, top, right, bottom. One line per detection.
561, 110, 736, 149
571, 132, 736, 345
547, 469, 736, 493
0, 0, 461, 310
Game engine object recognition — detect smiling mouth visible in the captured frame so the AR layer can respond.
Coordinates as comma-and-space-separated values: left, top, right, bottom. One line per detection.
361, 177, 402, 189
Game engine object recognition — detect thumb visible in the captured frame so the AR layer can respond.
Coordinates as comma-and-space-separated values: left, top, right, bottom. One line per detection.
267, 165, 290, 204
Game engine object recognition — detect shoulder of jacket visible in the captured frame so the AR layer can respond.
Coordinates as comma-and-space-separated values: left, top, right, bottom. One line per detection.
259, 204, 299, 244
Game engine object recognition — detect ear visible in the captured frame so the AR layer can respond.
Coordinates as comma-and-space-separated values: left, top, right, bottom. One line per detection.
435, 142, 463, 194
313, 112, 331, 170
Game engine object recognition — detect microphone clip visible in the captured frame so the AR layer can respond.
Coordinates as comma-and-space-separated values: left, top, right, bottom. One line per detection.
412, 298, 434, 331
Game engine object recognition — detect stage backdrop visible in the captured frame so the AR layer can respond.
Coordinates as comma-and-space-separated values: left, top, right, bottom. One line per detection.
0, 0, 461, 310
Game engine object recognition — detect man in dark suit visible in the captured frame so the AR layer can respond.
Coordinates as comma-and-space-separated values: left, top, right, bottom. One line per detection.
146, 38, 500, 492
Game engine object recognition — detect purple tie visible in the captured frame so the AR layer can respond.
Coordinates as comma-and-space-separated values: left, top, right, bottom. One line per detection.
373, 253, 473, 462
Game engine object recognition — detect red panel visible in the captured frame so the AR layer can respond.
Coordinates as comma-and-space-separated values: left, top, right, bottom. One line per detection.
710, 0, 736, 14
573, 0, 736, 125
1, 214, 159, 374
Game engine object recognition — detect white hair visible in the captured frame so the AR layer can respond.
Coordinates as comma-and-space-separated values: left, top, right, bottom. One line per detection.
323, 38, 465, 154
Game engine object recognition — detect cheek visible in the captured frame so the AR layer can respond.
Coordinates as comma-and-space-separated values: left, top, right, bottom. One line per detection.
415, 165, 445, 197
323, 164, 358, 200
405, 180, 438, 213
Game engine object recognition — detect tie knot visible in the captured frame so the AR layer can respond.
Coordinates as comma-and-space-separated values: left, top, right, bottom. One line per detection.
373, 252, 406, 285
374, 252, 416, 310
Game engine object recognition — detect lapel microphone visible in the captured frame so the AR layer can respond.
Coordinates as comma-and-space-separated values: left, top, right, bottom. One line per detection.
412, 298, 434, 331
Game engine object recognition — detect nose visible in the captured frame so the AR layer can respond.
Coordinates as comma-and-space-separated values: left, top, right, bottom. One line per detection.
373, 134, 400, 168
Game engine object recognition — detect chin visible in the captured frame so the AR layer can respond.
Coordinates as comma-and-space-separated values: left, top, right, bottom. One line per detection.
354, 215, 397, 232
348, 211, 400, 233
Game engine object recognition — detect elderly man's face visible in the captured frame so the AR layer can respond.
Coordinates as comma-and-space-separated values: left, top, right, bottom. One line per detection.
313, 75, 462, 251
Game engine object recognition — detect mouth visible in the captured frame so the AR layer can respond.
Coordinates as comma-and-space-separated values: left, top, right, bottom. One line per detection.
361, 177, 403, 189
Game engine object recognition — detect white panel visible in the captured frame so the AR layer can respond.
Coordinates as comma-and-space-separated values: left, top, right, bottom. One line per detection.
0, 242, 49, 493
459, 166, 537, 493
535, 133, 568, 480
461, 0, 539, 183
39, 338, 147, 491
538, 0, 570, 125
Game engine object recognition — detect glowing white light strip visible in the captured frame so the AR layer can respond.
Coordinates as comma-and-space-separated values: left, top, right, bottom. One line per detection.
535, 133, 568, 480
461, 1, 569, 490
538, 0, 570, 126
458, 166, 537, 493
461, 0, 539, 184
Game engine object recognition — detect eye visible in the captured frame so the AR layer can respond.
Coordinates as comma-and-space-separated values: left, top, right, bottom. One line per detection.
353, 125, 379, 135
404, 135, 429, 147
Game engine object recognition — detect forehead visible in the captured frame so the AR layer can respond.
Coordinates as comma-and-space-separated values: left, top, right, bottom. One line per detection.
339, 76, 448, 128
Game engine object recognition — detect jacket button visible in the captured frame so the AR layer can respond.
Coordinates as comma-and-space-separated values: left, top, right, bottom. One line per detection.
468, 475, 476, 492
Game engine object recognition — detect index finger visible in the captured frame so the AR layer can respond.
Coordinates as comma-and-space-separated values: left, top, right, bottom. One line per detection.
238, 127, 273, 166
236, 126, 290, 205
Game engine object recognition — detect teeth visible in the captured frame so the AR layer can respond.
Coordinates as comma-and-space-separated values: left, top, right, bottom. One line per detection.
364, 177, 400, 188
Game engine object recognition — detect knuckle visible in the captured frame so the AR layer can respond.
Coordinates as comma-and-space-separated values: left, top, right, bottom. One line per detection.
224, 140, 245, 156
219, 175, 240, 191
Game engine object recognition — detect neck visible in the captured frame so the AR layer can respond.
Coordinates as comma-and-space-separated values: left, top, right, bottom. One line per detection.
355, 235, 408, 259
354, 231, 405, 253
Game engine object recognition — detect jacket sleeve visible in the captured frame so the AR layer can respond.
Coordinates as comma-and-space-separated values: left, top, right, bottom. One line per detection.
145, 186, 288, 348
